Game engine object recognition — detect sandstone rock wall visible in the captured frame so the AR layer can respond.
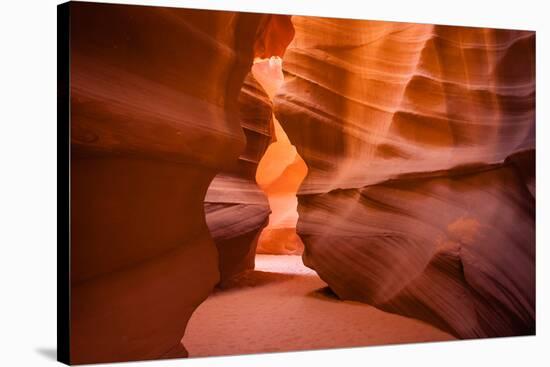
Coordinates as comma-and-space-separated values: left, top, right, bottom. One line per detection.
274, 16, 535, 338
203, 15, 296, 279
204, 73, 273, 283
69, 3, 278, 363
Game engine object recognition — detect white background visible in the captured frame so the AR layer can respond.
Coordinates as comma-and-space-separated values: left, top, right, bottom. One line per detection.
0, 0, 547, 365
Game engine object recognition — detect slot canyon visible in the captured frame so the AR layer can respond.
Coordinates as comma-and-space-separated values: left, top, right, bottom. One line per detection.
68, 2, 535, 364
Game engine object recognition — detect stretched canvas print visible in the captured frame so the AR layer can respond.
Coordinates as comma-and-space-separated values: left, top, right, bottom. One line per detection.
57, 1, 536, 365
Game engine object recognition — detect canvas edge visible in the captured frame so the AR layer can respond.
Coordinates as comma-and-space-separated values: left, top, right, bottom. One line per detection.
57, 1, 71, 365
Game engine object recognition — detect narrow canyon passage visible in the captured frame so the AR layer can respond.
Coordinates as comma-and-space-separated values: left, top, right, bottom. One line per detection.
66, 7, 535, 363
184, 57, 455, 357
253, 57, 307, 255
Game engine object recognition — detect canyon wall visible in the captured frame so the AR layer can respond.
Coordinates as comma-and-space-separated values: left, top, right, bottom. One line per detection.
274, 17, 535, 338
204, 73, 273, 284
69, 3, 290, 363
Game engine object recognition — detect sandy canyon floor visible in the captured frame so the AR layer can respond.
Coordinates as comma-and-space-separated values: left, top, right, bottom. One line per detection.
183, 255, 455, 357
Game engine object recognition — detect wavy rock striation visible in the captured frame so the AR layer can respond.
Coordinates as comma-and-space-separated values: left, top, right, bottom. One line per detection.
203, 16, 296, 279
204, 73, 273, 284
274, 17, 535, 338
69, 3, 282, 363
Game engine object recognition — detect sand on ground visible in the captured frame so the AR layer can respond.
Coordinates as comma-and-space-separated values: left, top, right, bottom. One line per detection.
183, 255, 455, 357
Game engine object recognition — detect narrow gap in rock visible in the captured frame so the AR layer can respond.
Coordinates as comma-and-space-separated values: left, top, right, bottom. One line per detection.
184, 26, 457, 358
252, 57, 308, 256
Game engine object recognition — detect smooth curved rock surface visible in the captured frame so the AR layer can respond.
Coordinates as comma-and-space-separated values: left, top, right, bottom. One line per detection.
274, 16, 535, 338
69, 3, 273, 364
204, 73, 273, 283
254, 15, 295, 59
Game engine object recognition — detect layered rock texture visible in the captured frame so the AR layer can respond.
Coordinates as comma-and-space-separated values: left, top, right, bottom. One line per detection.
69, 3, 291, 364
204, 72, 273, 284
274, 17, 536, 338
203, 21, 297, 281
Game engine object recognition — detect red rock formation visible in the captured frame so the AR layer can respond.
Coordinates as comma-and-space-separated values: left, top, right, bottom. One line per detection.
69, 3, 278, 364
203, 16, 296, 279
274, 17, 535, 338
67, 2, 534, 361
204, 73, 273, 283
255, 15, 296, 59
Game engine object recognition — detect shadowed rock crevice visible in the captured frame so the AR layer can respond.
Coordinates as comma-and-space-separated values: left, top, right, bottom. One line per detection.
203, 15, 297, 283
203, 73, 274, 285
